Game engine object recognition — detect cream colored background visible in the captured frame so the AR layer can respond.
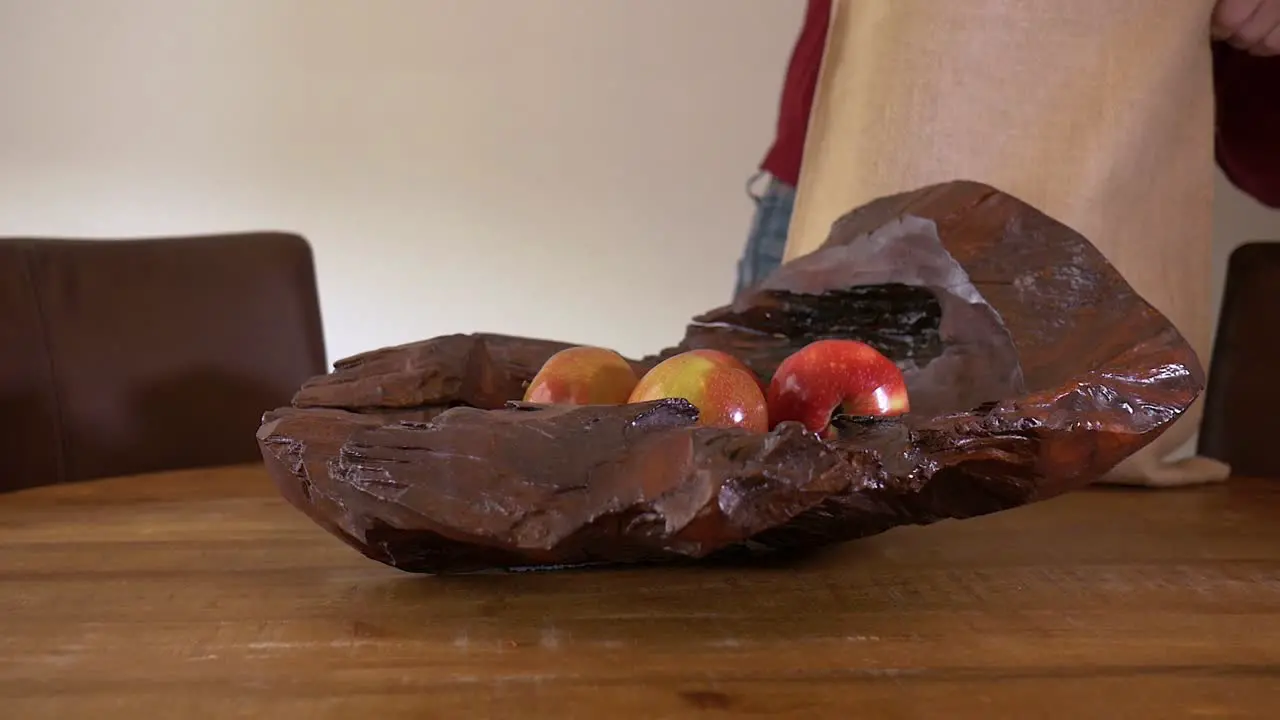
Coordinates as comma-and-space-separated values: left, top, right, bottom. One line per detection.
0, 0, 802, 362
0, 0, 1276, 368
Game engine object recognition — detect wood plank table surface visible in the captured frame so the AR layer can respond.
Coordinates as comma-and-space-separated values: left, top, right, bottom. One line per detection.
1, 464, 1278, 718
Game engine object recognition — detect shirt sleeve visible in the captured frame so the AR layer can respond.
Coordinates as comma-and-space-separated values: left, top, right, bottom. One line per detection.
1213, 42, 1280, 208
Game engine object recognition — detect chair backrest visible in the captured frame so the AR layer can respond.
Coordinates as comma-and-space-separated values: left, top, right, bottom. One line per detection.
1198, 241, 1280, 477
0, 232, 326, 492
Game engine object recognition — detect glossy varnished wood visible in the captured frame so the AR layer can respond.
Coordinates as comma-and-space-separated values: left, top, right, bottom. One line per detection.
1, 465, 1278, 718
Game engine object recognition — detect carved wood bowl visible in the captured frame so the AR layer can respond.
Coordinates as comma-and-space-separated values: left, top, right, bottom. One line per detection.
256, 181, 1204, 574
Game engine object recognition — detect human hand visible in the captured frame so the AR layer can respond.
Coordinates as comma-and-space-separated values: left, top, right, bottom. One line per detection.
1213, 0, 1280, 56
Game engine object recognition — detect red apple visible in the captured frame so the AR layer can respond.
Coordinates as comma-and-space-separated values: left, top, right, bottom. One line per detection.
685, 348, 766, 393
523, 346, 639, 405
628, 351, 768, 432
766, 339, 909, 434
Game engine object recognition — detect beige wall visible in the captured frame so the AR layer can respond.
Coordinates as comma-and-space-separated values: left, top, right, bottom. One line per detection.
0, 0, 802, 362
1, 0, 1277, 367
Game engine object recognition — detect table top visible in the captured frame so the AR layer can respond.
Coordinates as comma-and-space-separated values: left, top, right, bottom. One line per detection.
2, 465, 1278, 719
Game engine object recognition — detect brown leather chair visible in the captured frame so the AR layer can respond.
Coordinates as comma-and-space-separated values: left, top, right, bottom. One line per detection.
1198, 241, 1280, 478
0, 232, 326, 493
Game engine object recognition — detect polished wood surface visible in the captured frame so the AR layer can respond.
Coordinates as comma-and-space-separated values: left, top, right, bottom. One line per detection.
2, 465, 1278, 718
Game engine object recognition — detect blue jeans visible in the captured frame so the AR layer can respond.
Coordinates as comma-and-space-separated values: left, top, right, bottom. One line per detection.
734, 172, 796, 298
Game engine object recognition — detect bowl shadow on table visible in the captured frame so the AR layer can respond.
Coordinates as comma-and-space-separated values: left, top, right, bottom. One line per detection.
340, 538, 900, 648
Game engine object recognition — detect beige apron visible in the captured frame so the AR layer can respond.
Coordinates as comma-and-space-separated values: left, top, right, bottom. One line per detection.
786, 0, 1229, 486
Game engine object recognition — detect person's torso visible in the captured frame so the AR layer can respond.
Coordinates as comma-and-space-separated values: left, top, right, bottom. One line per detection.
784, 0, 1219, 480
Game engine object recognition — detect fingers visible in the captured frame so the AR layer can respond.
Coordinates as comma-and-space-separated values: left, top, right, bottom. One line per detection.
1258, 24, 1280, 55
1214, 0, 1280, 55
1213, 0, 1262, 39
1230, 0, 1280, 53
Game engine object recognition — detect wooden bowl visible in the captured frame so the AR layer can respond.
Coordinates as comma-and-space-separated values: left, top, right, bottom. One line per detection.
257, 181, 1203, 574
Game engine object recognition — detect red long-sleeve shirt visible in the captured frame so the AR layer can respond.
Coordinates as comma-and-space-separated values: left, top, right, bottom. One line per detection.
1214, 43, 1280, 208
760, 1, 1280, 208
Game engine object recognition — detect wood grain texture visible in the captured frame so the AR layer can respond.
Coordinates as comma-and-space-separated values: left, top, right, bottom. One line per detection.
2, 465, 1278, 719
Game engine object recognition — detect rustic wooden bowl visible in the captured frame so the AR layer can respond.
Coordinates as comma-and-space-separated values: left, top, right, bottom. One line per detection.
257, 181, 1204, 574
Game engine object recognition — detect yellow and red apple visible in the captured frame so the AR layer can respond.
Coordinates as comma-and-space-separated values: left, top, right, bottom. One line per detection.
628, 350, 768, 432
684, 348, 766, 393
767, 339, 909, 435
523, 346, 639, 405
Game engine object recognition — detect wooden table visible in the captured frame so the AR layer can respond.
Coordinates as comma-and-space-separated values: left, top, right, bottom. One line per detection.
2, 465, 1278, 718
